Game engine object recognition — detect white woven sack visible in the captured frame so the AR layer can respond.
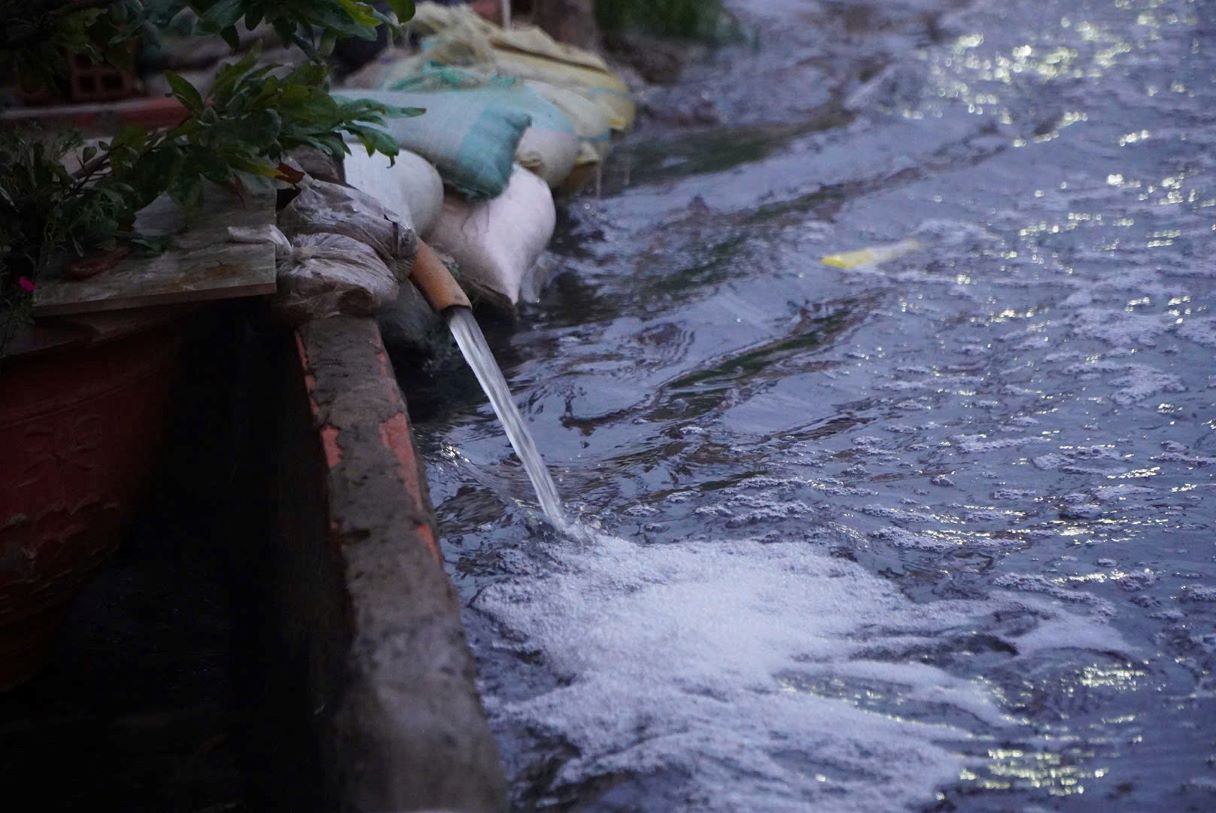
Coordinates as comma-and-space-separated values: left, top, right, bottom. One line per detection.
344, 149, 445, 238
516, 126, 580, 188
428, 165, 556, 306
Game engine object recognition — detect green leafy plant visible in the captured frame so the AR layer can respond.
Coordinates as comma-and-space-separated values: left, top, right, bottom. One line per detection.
0, 0, 418, 355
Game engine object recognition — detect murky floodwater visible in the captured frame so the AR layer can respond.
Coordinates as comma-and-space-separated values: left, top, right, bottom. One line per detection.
407, 0, 1216, 809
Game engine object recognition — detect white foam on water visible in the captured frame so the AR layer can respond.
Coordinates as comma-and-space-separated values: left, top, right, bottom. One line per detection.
475, 533, 1127, 812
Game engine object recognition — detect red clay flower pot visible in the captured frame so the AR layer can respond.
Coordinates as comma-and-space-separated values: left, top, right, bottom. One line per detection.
0, 323, 178, 690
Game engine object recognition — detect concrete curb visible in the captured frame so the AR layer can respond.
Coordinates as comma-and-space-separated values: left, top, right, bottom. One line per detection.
277, 316, 507, 813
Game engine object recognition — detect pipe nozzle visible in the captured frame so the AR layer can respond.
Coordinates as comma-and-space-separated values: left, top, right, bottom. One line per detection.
409, 240, 471, 313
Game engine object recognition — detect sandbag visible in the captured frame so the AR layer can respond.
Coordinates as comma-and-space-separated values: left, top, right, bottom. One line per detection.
343, 148, 445, 237
277, 178, 416, 279
408, 2, 636, 131
515, 126, 579, 188
384, 65, 580, 188
427, 165, 556, 307
527, 80, 611, 152
489, 39, 635, 133
334, 88, 529, 199
341, 45, 428, 90
526, 79, 612, 192
274, 233, 399, 325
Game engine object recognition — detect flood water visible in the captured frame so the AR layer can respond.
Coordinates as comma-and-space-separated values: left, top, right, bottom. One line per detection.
407, 0, 1216, 809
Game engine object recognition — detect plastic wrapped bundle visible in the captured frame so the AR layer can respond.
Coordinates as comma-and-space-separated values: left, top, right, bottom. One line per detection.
277, 178, 417, 279
274, 233, 400, 325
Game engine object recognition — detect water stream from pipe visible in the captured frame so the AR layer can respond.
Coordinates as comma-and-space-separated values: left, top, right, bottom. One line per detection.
446, 307, 566, 526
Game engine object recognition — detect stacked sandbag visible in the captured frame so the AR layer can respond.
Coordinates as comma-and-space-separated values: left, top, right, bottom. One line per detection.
327, 3, 639, 318
274, 179, 416, 325
334, 87, 529, 199
343, 148, 445, 237
409, 2, 636, 132
341, 149, 449, 355
483, 25, 636, 133
337, 72, 580, 193
386, 65, 580, 189
525, 79, 612, 192
353, 2, 631, 190
427, 165, 556, 307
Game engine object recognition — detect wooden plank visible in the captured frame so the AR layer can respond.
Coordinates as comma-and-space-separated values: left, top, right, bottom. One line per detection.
32, 188, 278, 318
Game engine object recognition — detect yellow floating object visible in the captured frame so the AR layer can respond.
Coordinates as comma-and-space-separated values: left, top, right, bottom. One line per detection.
821, 238, 922, 269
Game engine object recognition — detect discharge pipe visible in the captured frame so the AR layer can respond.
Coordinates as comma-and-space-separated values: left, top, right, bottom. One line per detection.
409, 240, 471, 313
408, 240, 567, 525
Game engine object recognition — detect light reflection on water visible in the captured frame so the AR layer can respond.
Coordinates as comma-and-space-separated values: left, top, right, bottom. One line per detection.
407, 0, 1216, 809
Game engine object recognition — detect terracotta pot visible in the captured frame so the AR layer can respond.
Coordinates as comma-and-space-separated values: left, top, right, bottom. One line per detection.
0, 323, 177, 690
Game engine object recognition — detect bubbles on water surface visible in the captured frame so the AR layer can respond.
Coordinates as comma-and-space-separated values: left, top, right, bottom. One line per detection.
469, 528, 1130, 812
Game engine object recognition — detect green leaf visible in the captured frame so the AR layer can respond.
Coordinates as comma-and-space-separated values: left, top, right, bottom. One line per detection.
196, 153, 235, 184
220, 25, 241, 50
208, 50, 259, 100
338, 0, 383, 28
166, 11, 195, 36
139, 20, 163, 50
231, 158, 283, 179
202, 0, 244, 31
111, 124, 149, 151
165, 70, 204, 113
319, 30, 337, 57
168, 172, 205, 208
361, 128, 400, 160
234, 109, 282, 150
387, 0, 415, 22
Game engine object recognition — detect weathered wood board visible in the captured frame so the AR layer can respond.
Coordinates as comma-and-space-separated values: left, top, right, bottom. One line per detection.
33, 188, 278, 318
